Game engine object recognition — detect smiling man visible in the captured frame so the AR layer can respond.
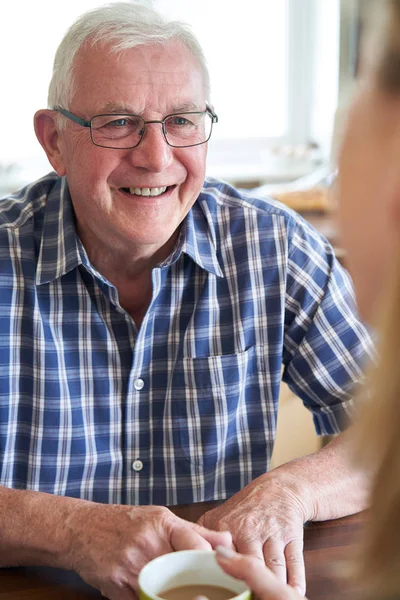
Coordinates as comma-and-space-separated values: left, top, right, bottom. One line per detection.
36, 36, 211, 327
0, 2, 374, 600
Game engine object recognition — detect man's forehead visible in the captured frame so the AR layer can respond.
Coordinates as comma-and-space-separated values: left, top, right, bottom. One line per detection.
73, 41, 205, 97
71, 42, 206, 115
76, 38, 200, 72
101, 100, 203, 114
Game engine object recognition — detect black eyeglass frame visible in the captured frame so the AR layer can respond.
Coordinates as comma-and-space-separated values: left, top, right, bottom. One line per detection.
53, 103, 218, 149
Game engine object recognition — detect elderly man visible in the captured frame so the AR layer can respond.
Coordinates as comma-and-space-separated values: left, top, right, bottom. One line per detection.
0, 2, 372, 599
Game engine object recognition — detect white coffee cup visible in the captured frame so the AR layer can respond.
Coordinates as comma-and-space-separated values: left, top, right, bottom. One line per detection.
138, 550, 251, 600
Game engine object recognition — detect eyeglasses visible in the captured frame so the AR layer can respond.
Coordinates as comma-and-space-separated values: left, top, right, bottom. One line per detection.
53, 104, 218, 149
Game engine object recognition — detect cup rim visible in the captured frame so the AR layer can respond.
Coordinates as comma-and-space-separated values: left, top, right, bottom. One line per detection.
138, 549, 251, 600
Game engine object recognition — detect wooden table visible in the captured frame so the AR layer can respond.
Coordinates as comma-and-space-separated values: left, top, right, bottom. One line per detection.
0, 501, 365, 600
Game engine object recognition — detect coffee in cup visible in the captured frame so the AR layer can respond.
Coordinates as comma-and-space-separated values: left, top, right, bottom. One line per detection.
138, 550, 251, 600
161, 583, 236, 600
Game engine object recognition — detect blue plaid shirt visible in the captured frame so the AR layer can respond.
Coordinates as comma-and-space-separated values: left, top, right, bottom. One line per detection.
0, 173, 373, 505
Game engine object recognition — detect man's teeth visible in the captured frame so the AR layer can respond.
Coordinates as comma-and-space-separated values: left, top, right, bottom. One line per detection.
128, 186, 167, 197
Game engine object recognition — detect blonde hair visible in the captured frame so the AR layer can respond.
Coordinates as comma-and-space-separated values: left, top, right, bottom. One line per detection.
355, 250, 400, 598
354, 3, 400, 594
375, 0, 400, 93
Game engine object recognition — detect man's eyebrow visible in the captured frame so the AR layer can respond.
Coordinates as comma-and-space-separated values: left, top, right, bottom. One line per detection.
169, 102, 203, 112
99, 101, 204, 114
101, 102, 133, 113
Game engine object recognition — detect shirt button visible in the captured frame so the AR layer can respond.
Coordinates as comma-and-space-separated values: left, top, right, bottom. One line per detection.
132, 459, 144, 472
133, 378, 144, 391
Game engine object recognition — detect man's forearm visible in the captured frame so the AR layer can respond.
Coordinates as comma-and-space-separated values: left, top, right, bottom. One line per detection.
269, 427, 370, 522
0, 486, 88, 568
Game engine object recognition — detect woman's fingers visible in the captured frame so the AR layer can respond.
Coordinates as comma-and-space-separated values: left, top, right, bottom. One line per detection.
215, 546, 306, 600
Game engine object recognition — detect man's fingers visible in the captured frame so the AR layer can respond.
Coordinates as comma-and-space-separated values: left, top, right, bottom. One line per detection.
197, 514, 205, 527
170, 522, 212, 551
194, 523, 233, 549
171, 520, 232, 552
234, 539, 264, 563
284, 539, 306, 596
100, 584, 137, 600
262, 538, 287, 584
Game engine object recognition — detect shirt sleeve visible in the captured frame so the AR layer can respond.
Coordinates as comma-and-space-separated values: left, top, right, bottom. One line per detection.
282, 215, 375, 435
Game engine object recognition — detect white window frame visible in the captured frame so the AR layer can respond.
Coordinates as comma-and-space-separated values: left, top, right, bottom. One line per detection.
286, 0, 316, 145
202, 0, 332, 183
0, 0, 339, 192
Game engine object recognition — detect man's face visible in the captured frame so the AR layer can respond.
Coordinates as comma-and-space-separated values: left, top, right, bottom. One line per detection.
55, 40, 209, 257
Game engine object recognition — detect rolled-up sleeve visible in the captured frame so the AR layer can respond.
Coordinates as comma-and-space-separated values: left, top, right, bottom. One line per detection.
282, 216, 375, 435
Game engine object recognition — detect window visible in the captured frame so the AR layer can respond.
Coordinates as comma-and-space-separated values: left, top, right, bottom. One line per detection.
0, 1, 339, 189
153, 0, 340, 181
153, 0, 288, 140
0, 1, 106, 178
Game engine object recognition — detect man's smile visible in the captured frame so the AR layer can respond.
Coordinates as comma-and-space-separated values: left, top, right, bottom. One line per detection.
120, 185, 175, 197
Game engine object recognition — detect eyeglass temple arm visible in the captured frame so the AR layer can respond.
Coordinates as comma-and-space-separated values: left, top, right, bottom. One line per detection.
55, 105, 218, 127
53, 107, 91, 128
205, 102, 218, 123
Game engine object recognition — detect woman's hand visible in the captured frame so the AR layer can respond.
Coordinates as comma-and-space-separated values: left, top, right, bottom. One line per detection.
214, 545, 307, 600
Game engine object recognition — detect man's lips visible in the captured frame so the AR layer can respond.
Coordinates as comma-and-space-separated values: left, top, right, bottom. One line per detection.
119, 185, 175, 197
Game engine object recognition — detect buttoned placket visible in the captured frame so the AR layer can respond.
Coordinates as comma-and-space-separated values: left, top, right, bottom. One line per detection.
124, 266, 167, 505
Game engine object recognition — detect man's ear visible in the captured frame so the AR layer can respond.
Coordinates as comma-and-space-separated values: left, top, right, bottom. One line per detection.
34, 109, 67, 176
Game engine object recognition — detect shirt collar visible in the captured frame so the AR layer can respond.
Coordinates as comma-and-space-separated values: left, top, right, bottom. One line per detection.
36, 177, 224, 285
161, 198, 224, 278
36, 177, 82, 285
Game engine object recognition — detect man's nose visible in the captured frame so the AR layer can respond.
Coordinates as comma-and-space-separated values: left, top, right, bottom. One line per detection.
127, 121, 173, 171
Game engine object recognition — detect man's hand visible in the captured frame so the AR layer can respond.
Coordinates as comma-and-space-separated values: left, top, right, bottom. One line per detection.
198, 431, 370, 597
64, 503, 232, 600
197, 473, 307, 595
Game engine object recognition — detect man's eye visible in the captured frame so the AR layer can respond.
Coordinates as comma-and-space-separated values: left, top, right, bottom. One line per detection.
107, 118, 129, 128
170, 116, 193, 126
100, 117, 143, 132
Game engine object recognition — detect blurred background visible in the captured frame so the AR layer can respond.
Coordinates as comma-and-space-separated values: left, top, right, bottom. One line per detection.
0, 0, 362, 195
0, 0, 365, 465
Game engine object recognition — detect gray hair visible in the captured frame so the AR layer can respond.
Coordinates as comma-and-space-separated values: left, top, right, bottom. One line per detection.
48, 1, 210, 111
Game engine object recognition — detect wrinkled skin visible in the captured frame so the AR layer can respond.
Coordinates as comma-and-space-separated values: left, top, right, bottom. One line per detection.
198, 473, 307, 594
65, 503, 232, 600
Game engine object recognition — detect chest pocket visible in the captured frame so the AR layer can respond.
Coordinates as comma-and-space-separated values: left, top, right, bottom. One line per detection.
171, 345, 269, 472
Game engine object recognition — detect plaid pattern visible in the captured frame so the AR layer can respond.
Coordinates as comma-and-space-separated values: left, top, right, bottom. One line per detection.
0, 173, 373, 505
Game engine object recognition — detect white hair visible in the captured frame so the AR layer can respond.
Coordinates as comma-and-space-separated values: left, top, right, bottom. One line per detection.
48, 1, 210, 111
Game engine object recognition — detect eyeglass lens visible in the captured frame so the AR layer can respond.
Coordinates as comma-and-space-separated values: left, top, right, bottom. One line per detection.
90, 112, 212, 148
